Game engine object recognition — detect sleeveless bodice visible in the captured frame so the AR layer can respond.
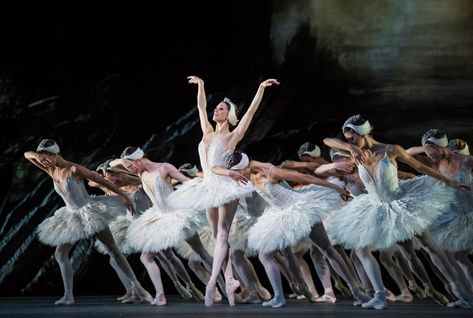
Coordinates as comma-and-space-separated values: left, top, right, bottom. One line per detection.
53, 176, 91, 209
141, 173, 174, 213
358, 154, 399, 202
257, 181, 301, 208
198, 138, 233, 175
453, 168, 473, 215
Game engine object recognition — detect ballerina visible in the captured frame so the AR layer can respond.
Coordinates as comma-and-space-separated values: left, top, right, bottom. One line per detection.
24, 139, 151, 305
407, 129, 473, 307
167, 75, 279, 306
324, 115, 471, 309
112, 147, 209, 305
213, 152, 370, 308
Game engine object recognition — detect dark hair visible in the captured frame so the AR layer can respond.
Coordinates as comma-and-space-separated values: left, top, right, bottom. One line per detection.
342, 114, 369, 134
121, 146, 139, 159
225, 151, 250, 169
222, 101, 239, 114
37, 138, 60, 154
297, 142, 316, 158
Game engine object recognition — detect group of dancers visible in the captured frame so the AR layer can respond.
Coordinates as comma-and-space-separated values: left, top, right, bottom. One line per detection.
24, 76, 473, 310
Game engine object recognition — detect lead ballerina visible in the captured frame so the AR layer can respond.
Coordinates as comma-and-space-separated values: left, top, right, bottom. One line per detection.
167, 75, 279, 306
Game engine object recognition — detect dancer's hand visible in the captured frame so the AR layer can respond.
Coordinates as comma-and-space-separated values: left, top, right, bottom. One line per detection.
227, 170, 249, 184
39, 156, 54, 167
187, 75, 203, 85
335, 187, 352, 202
333, 161, 356, 174
260, 79, 280, 88
348, 144, 366, 164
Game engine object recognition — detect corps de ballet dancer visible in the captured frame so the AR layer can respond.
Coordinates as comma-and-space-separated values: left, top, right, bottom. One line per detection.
324, 115, 471, 309
111, 147, 209, 305
213, 152, 371, 308
167, 75, 279, 306
24, 139, 152, 305
407, 130, 473, 308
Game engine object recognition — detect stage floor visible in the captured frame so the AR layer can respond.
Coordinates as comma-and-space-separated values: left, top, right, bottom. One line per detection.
0, 296, 471, 318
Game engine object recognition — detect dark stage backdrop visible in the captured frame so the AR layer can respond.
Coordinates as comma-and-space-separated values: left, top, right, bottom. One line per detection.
0, 1, 472, 296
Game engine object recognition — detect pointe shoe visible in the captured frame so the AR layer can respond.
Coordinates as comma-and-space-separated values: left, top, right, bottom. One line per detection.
256, 286, 272, 301
117, 290, 132, 301
187, 283, 205, 302
205, 282, 216, 307
395, 293, 414, 303
225, 278, 240, 307
447, 299, 471, 308
54, 294, 75, 306
384, 288, 396, 302
242, 293, 263, 304
237, 287, 250, 299
262, 295, 286, 308
130, 282, 153, 303
296, 295, 306, 300
288, 293, 299, 299
425, 286, 449, 305
214, 289, 223, 303
151, 293, 167, 306
361, 291, 388, 310
175, 283, 193, 301
315, 294, 337, 304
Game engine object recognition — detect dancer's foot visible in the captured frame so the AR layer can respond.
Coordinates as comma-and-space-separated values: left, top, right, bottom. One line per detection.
395, 292, 414, 303
117, 289, 132, 301
353, 288, 371, 303
239, 291, 262, 304
205, 280, 216, 307
361, 291, 388, 310
237, 287, 249, 299
408, 283, 427, 299
447, 299, 471, 309
288, 293, 299, 299
225, 277, 240, 307
335, 281, 352, 298
54, 294, 75, 306
262, 294, 286, 308
256, 285, 272, 301
175, 283, 193, 301
425, 286, 449, 305
315, 294, 337, 304
187, 283, 205, 302
384, 288, 396, 302
130, 282, 153, 303
151, 293, 167, 306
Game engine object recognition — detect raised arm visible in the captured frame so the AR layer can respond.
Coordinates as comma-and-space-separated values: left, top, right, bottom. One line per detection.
188, 75, 213, 135
406, 146, 426, 156
72, 165, 135, 212
24, 151, 50, 174
231, 79, 279, 142
394, 145, 469, 189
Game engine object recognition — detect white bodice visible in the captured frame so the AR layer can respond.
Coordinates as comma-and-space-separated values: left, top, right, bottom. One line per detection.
141, 173, 174, 213
453, 168, 473, 215
358, 154, 399, 202
198, 138, 232, 176
257, 181, 301, 208
54, 176, 91, 209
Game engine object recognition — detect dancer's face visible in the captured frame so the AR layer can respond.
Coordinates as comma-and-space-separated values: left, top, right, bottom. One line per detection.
343, 130, 365, 148
37, 152, 59, 168
212, 102, 229, 123
424, 145, 443, 163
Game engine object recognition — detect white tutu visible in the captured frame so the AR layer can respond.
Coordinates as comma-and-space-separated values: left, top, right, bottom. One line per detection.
247, 181, 341, 254
126, 207, 205, 253
37, 195, 124, 246
167, 176, 254, 211
329, 175, 454, 250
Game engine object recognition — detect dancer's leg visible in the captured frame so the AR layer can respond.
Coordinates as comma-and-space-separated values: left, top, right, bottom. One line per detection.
155, 251, 192, 301
379, 250, 413, 302
281, 247, 314, 302
259, 252, 286, 308
294, 251, 319, 301
454, 251, 473, 289
350, 249, 374, 295
138, 252, 166, 305
232, 249, 262, 303
393, 249, 426, 299
310, 246, 336, 301
109, 257, 132, 300
54, 243, 75, 305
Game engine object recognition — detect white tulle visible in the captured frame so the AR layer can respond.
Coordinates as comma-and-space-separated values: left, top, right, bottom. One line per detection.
126, 173, 205, 253
429, 168, 473, 251
37, 176, 124, 246
329, 154, 454, 250
167, 138, 254, 210
247, 181, 341, 254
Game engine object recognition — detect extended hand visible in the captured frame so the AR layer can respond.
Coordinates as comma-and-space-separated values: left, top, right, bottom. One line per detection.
187, 75, 203, 85
228, 170, 249, 184
260, 79, 280, 88
334, 161, 356, 174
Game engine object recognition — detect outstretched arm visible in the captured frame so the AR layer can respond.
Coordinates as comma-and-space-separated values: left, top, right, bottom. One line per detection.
188, 75, 213, 135
280, 160, 320, 171
211, 166, 248, 183
394, 145, 469, 189
24, 151, 50, 174
231, 79, 279, 143
314, 161, 356, 178
72, 165, 135, 212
